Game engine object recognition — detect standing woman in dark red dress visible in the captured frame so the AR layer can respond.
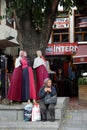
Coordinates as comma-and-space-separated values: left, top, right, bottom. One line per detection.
21, 51, 36, 103
7, 51, 24, 102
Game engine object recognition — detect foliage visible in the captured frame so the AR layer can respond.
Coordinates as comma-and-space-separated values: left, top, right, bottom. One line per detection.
5, 0, 76, 29
78, 77, 87, 85
0, 15, 6, 19
59, 0, 76, 12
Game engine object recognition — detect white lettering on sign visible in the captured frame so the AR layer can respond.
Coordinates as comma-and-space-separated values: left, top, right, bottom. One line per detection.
65, 46, 69, 52
54, 45, 78, 53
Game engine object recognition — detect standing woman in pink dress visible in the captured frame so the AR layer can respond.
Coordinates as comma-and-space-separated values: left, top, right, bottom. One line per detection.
21, 51, 36, 103
33, 50, 49, 99
7, 51, 24, 102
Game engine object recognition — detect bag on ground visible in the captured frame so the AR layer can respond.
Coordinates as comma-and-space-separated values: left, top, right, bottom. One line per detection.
32, 104, 41, 122
24, 103, 33, 121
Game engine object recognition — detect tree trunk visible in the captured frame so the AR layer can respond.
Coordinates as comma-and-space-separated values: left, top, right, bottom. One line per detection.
16, 1, 59, 62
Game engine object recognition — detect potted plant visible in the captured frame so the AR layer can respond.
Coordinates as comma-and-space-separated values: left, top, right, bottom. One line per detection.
78, 77, 87, 104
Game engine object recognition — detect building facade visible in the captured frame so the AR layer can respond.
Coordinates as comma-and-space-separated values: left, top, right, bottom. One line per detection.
0, 0, 19, 56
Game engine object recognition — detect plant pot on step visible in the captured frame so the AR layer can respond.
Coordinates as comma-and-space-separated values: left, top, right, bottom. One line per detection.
78, 77, 87, 104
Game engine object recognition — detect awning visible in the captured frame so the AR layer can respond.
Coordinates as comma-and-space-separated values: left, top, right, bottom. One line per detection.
0, 39, 19, 49
0, 25, 19, 49
73, 44, 87, 64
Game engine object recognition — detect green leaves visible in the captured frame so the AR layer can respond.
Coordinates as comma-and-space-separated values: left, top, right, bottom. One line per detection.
5, 0, 77, 29
78, 77, 87, 85
0, 15, 6, 19
59, 0, 76, 14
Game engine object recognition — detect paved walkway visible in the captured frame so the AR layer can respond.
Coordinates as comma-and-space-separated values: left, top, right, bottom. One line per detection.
60, 97, 87, 130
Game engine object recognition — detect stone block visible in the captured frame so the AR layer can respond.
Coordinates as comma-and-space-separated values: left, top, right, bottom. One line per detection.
55, 97, 69, 119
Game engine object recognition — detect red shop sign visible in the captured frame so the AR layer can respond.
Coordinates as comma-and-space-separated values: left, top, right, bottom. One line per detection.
45, 43, 78, 55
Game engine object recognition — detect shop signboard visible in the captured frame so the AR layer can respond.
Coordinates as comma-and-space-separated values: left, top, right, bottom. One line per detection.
45, 43, 78, 55
53, 17, 69, 28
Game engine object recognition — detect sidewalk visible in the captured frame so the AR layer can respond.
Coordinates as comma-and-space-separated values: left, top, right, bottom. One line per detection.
60, 97, 87, 130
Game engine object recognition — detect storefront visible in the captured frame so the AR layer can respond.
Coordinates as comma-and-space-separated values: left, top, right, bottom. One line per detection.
73, 43, 87, 76
46, 42, 78, 76
0, 39, 19, 99
73, 43, 87, 64
45, 42, 78, 97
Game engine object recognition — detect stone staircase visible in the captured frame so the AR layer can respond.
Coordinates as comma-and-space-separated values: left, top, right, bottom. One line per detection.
0, 97, 69, 130
0, 120, 61, 130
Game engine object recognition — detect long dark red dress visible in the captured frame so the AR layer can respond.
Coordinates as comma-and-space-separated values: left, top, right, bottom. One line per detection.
33, 57, 49, 99
7, 66, 22, 101
35, 65, 49, 99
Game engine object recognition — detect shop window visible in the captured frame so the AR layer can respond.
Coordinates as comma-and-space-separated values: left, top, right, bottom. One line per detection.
52, 35, 60, 43
52, 33, 69, 43
74, 10, 87, 42
62, 34, 68, 42
84, 33, 87, 41
52, 12, 69, 43
75, 34, 82, 41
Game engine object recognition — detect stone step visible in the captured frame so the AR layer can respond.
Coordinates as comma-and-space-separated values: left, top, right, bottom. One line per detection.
0, 97, 69, 121
0, 97, 69, 130
0, 120, 61, 130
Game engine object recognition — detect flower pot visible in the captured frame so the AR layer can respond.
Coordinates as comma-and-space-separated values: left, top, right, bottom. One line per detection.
79, 85, 87, 104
